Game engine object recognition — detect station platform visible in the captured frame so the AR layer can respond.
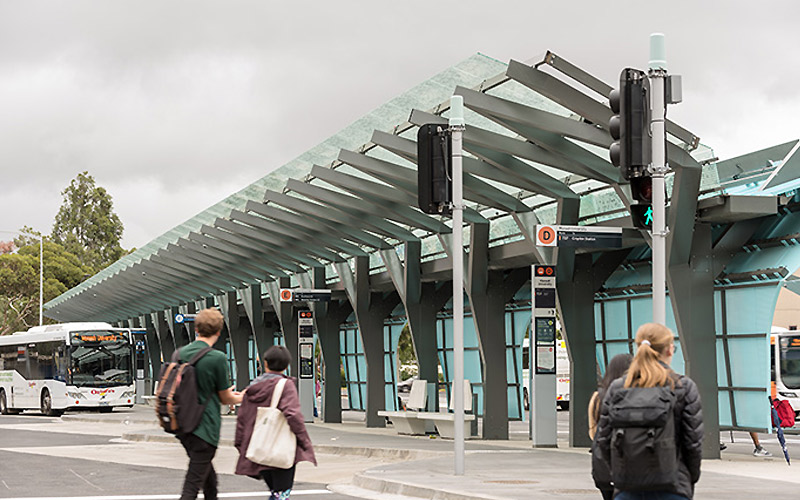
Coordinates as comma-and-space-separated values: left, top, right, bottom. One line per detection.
59, 406, 799, 500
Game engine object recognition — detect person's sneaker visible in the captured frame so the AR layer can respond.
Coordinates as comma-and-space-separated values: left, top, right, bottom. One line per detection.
753, 446, 772, 457
720, 442, 727, 451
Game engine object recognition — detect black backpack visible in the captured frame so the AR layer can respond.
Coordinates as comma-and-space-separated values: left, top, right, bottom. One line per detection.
155, 346, 213, 435
608, 385, 678, 492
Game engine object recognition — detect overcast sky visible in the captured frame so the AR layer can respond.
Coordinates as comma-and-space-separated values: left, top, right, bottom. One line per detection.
1, 0, 798, 249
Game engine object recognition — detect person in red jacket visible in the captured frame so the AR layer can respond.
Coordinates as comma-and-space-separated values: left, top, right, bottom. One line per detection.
234, 346, 317, 500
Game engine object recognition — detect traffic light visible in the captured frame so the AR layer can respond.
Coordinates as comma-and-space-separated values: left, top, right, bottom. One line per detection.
629, 176, 653, 230
608, 68, 652, 180
417, 124, 452, 215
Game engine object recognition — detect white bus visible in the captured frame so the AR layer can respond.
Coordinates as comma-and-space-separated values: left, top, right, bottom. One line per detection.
0, 322, 135, 416
772, 326, 800, 416
522, 338, 571, 411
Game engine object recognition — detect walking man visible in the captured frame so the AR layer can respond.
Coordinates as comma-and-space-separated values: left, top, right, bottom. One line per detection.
178, 308, 243, 500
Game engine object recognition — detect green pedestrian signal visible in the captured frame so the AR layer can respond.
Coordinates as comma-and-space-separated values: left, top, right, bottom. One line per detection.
630, 204, 653, 230
644, 206, 653, 225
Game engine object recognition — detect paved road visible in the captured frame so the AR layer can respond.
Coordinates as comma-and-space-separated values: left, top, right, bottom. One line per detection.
0, 414, 349, 500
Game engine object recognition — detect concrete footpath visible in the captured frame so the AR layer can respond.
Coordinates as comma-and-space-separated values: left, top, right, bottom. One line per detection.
63, 407, 798, 500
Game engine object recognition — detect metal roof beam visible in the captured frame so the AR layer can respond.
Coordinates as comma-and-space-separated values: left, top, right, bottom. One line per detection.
457, 86, 610, 148
186, 232, 300, 277
158, 246, 271, 285
227, 209, 368, 257
408, 110, 576, 200
313, 164, 495, 228
538, 52, 699, 149
252, 194, 392, 249
201, 223, 321, 270
284, 180, 422, 241
158, 244, 268, 288
454, 87, 620, 183
214, 216, 349, 262
179, 234, 287, 278
372, 130, 530, 212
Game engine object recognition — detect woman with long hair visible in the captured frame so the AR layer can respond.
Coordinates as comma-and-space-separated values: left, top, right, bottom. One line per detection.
594, 323, 703, 500
590, 353, 633, 500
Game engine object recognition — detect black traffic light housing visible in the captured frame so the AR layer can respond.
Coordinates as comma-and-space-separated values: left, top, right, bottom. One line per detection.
417, 123, 452, 215
629, 175, 653, 229
608, 68, 652, 180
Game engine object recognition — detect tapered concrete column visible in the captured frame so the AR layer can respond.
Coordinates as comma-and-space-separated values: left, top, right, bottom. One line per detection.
240, 284, 278, 371
298, 266, 353, 423
139, 314, 161, 380
667, 223, 719, 459
465, 220, 528, 439
151, 310, 176, 361
166, 305, 191, 349
267, 277, 299, 377
220, 290, 252, 390
178, 302, 197, 345
381, 241, 449, 411
336, 256, 401, 427
558, 250, 629, 447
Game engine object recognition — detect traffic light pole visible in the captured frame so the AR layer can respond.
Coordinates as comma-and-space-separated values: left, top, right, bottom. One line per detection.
449, 95, 466, 476
649, 34, 668, 325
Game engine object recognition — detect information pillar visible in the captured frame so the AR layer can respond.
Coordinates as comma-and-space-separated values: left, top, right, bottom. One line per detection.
530, 265, 557, 447
297, 310, 315, 422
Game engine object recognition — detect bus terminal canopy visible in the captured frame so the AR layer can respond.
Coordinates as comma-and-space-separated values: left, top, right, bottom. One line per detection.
44, 50, 800, 451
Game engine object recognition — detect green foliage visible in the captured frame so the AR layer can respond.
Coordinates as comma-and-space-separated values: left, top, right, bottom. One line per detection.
52, 171, 125, 272
397, 323, 419, 381
0, 238, 91, 335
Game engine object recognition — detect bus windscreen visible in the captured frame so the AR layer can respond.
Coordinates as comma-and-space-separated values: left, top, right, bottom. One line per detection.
780, 335, 800, 390
70, 331, 133, 387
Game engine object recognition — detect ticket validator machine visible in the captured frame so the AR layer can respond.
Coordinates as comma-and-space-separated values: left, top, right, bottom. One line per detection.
297, 310, 316, 423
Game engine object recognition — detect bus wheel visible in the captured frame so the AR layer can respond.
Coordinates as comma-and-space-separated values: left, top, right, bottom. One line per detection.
40, 389, 61, 417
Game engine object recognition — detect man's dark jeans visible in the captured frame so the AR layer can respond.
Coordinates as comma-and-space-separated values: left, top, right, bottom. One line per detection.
178, 433, 218, 500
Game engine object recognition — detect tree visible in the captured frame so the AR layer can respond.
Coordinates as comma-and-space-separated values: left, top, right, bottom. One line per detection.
52, 171, 125, 272
0, 238, 91, 335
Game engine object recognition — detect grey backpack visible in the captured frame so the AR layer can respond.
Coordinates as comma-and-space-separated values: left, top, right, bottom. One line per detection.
608, 385, 678, 492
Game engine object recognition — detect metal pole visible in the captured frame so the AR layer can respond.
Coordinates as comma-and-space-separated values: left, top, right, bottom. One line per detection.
39, 236, 43, 326
649, 33, 668, 325
450, 95, 466, 476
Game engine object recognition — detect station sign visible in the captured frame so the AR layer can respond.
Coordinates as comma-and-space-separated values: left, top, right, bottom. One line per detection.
280, 288, 331, 302
174, 313, 196, 324
536, 224, 622, 248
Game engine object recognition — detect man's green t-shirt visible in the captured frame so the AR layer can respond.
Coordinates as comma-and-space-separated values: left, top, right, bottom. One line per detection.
179, 340, 230, 447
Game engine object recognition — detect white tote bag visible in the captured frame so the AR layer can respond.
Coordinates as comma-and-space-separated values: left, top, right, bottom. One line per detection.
245, 378, 297, 469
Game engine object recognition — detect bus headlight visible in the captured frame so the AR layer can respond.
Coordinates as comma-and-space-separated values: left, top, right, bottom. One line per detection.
121, 391, 136, 399
779, 391, 798, 398
67, 392, 85, 399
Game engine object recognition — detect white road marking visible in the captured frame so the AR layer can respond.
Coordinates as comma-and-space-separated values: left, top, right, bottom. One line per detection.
68, 469, 103, 491
2, 480, 9, 489
0, 491, 332, 500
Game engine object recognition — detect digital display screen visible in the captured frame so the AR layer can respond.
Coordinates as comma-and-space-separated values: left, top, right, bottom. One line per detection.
535, 288, 556, 308
72, 332, 128, 343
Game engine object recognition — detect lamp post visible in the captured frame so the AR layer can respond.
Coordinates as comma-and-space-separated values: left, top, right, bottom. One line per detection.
1, 230, 44, 326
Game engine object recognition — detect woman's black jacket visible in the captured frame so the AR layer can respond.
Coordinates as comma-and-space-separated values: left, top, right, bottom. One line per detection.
593, 373, 704, 499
